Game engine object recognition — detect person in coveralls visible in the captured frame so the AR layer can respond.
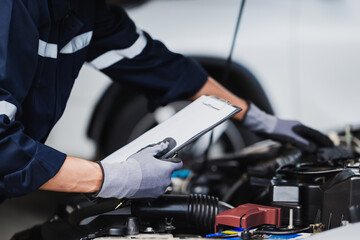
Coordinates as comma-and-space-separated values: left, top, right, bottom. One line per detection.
0, 0, 333, 201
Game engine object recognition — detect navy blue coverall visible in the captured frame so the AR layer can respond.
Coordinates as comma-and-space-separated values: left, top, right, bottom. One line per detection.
0, 0, 207, 200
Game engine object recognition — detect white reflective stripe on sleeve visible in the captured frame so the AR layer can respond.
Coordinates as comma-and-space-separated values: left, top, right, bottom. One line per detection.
60, 31, 93, 54
38, 40, 58, 59
0, 101, 17, 122
90, 29, 147, 70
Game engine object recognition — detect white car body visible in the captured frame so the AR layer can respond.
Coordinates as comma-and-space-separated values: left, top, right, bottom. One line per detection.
46, 0, 360, 159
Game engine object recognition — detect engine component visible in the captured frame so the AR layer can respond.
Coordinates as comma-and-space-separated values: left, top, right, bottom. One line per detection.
271, 162, 360, 229
11, 194, 231, 240
317, 146, 354, 163
214, 203, 281, 232
132, 194, 231, 234
187, 140, 283, 204
321, 169, 360, 228
126, 217, 139, 235
11, 128, 360, 239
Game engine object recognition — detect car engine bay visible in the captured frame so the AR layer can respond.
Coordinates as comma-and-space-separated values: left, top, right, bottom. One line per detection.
13, 126, 360, 240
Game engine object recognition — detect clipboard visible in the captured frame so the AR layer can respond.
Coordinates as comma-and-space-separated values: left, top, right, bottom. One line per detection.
103, 95, 241, 163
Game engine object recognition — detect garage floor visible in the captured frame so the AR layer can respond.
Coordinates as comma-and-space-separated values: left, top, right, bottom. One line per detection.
0, 191, 75, 240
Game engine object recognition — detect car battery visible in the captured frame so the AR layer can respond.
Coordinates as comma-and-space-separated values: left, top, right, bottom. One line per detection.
270, 168, 360, 229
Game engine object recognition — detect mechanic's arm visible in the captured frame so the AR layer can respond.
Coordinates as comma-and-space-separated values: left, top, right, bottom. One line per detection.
40, 139, 182, 199
190, 76, 249, 121
190, 77, 333, 152
39, 156, 103, 193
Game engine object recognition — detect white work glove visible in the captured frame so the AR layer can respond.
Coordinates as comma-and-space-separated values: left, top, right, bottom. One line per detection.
242, 103, 333, 152
96, 139, 183, 199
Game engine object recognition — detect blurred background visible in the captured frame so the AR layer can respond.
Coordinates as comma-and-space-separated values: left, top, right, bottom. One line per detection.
1, 0, 360, 239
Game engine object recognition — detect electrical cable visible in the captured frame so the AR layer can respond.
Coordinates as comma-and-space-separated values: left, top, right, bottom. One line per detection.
277, 163, 344, 176
222, 0, 247, 84
208, 225, 312, 238
254, 226, 312, 235
277, 168, 344, 176
207, 233, 240, 239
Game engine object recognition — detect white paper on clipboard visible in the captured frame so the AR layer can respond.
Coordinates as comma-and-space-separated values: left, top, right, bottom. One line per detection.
103, 95, 241, 163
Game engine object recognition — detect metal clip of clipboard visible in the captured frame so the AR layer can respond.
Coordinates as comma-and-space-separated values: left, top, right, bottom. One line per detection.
202, 95, 229, 110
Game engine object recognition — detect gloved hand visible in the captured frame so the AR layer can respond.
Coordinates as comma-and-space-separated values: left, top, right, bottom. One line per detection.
242, 103, 334, 152
96, 139, 183, 199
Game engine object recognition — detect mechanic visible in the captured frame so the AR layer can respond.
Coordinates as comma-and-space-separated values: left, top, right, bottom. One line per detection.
0, 0, 333, 202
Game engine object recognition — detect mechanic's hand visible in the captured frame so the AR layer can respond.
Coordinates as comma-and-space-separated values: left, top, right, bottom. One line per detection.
242, 103, 334, 152
96, 139, 183, 199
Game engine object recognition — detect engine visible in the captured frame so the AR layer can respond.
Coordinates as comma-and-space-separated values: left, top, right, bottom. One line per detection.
12, 127, 360, 239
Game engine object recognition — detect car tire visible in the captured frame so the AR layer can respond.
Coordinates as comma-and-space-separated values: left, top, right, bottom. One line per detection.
91, 57, 272, 160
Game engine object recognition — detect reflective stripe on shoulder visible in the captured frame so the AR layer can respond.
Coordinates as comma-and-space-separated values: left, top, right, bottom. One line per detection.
60, 31, 93, 54
38, 40, 58, 59
0, 101, 17, 122
90, 29, 147, 70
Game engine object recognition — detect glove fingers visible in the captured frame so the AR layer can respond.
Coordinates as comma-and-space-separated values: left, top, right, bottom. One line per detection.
138, 141, 168, 156
158, 158, 183, 174
293, 125, 334, 148
138, 138, 177, 157
130, 159, 183, 199
170, 159, 183, 170
164, 157, 182, 164
154, 138, 177, 158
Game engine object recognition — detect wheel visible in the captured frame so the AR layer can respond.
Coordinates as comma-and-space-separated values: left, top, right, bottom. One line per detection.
90, 58, 272, 160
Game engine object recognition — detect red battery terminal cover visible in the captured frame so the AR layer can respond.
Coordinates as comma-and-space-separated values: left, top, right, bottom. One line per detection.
215, 203, 281, 232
